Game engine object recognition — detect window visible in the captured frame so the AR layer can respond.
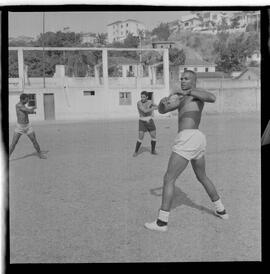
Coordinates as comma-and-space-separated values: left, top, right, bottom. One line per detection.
121, 24, 123, 28
27, 93, 36, 107
83, 90, 95, 96
194, 67, 198, 72
126, 23, 128, 27
119, 92, 132, 105
205, 67, 209, 72
184, 68, 187, 71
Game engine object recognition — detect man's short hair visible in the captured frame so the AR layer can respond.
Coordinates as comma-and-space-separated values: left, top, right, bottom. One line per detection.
141, 91, 148, 97
183, 70, 197, 82
20, 93, 28, 101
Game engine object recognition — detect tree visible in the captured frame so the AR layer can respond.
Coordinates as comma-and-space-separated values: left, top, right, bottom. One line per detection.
169, 48, 186, 65
96, 33, 107, 45
151, 23, 171, 41
213, 32, 259, 73
217, 17, 229, 31
123, 33, 140, 48
230, 16, 241, 29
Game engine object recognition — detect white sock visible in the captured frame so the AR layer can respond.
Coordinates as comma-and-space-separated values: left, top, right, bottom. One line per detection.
158, 209, 170, 223
213, 199, 225, 212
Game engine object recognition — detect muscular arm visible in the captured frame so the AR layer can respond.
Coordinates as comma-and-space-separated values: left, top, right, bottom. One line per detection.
158, 94, 184, 114
188, 88, 216, 103
137, 101, 157, 114
18, 105, 36, 114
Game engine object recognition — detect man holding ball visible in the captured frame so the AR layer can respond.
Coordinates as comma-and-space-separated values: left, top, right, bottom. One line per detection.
9, 93, 47, 159
145, 70, 228, 232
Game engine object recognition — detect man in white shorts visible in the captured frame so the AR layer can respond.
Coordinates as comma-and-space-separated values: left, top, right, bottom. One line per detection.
9, 93, 47, 159
145, 70, 228, 232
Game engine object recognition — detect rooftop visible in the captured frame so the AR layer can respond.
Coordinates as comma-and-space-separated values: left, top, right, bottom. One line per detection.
107, 19, 142, 26
152, 41, 176, 44
235, 67, 260, 79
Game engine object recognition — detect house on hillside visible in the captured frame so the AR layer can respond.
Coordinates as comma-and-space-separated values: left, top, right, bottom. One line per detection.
107, 19, 146, 43
180, 15, 202, 31
179, 47, 216, 75
234, 67, 260, 80
169, 47, 219, 83
152, 41, 175, 49
81, 33, 97, 44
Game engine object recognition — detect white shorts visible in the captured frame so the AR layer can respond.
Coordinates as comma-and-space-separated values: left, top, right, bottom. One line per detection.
172, 129, 206, 161
14, 123, 34, 135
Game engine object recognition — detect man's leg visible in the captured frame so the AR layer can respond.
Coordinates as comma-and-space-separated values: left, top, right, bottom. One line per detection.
149, 130, 157, 155
27, 132, 47, 159
9, 132, 22, 157
191, 156, 228, 219
161, 152, 189, 211
145, 152, 189, 231
133, 131, 144, 157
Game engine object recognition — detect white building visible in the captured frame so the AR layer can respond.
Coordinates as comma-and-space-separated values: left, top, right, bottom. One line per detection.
9, 47, 170, 122
180, 15, 202, 31
107, 19, 146, 44
179, 47, 216, 75
81, 33, 97, 44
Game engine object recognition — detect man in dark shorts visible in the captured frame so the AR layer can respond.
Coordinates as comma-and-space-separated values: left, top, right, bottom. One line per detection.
9, 93, 47, 159
144, 70, 228, 232
133, 91, 158, 157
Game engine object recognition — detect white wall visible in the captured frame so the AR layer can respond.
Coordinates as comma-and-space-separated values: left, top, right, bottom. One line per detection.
9, 79, 169, 122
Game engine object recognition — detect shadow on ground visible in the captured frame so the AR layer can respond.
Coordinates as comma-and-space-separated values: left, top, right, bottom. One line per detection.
10, 151, 49, 162
150, 186, 216, 217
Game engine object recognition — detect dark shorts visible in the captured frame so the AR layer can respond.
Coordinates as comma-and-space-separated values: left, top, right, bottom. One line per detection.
139, 119, 156, 132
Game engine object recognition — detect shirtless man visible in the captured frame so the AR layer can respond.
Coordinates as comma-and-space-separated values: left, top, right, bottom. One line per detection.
145, 70, 228, 232
133, 91, 158, 157
9, 93, 47, 159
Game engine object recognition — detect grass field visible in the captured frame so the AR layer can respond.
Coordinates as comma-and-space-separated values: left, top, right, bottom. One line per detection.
8, 112, 261, 262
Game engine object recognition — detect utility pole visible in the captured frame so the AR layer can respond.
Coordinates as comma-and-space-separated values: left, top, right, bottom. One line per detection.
42, 12, 45, 88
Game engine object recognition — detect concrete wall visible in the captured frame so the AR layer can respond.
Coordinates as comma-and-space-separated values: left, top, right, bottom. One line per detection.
197, 79, 260, 113
9, 78, 169, 122
9, 77, 260, 122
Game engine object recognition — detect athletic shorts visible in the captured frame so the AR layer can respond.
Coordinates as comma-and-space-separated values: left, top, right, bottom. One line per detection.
139, 119, 156, 132
14, 123, 34, 135
172, 129, 206, 160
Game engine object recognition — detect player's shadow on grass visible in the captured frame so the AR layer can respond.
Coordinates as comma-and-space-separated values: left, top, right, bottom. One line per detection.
10, 150, 49, 161
137, 146, 151, 155
150, 186, 215, 217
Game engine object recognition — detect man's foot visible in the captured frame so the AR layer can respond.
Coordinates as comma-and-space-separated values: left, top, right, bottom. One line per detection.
144, 221, 168, 232
38, 152, 47, 159
133, 152, 139, 157
215, 209, 229, 220
151, 150, 158, 155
